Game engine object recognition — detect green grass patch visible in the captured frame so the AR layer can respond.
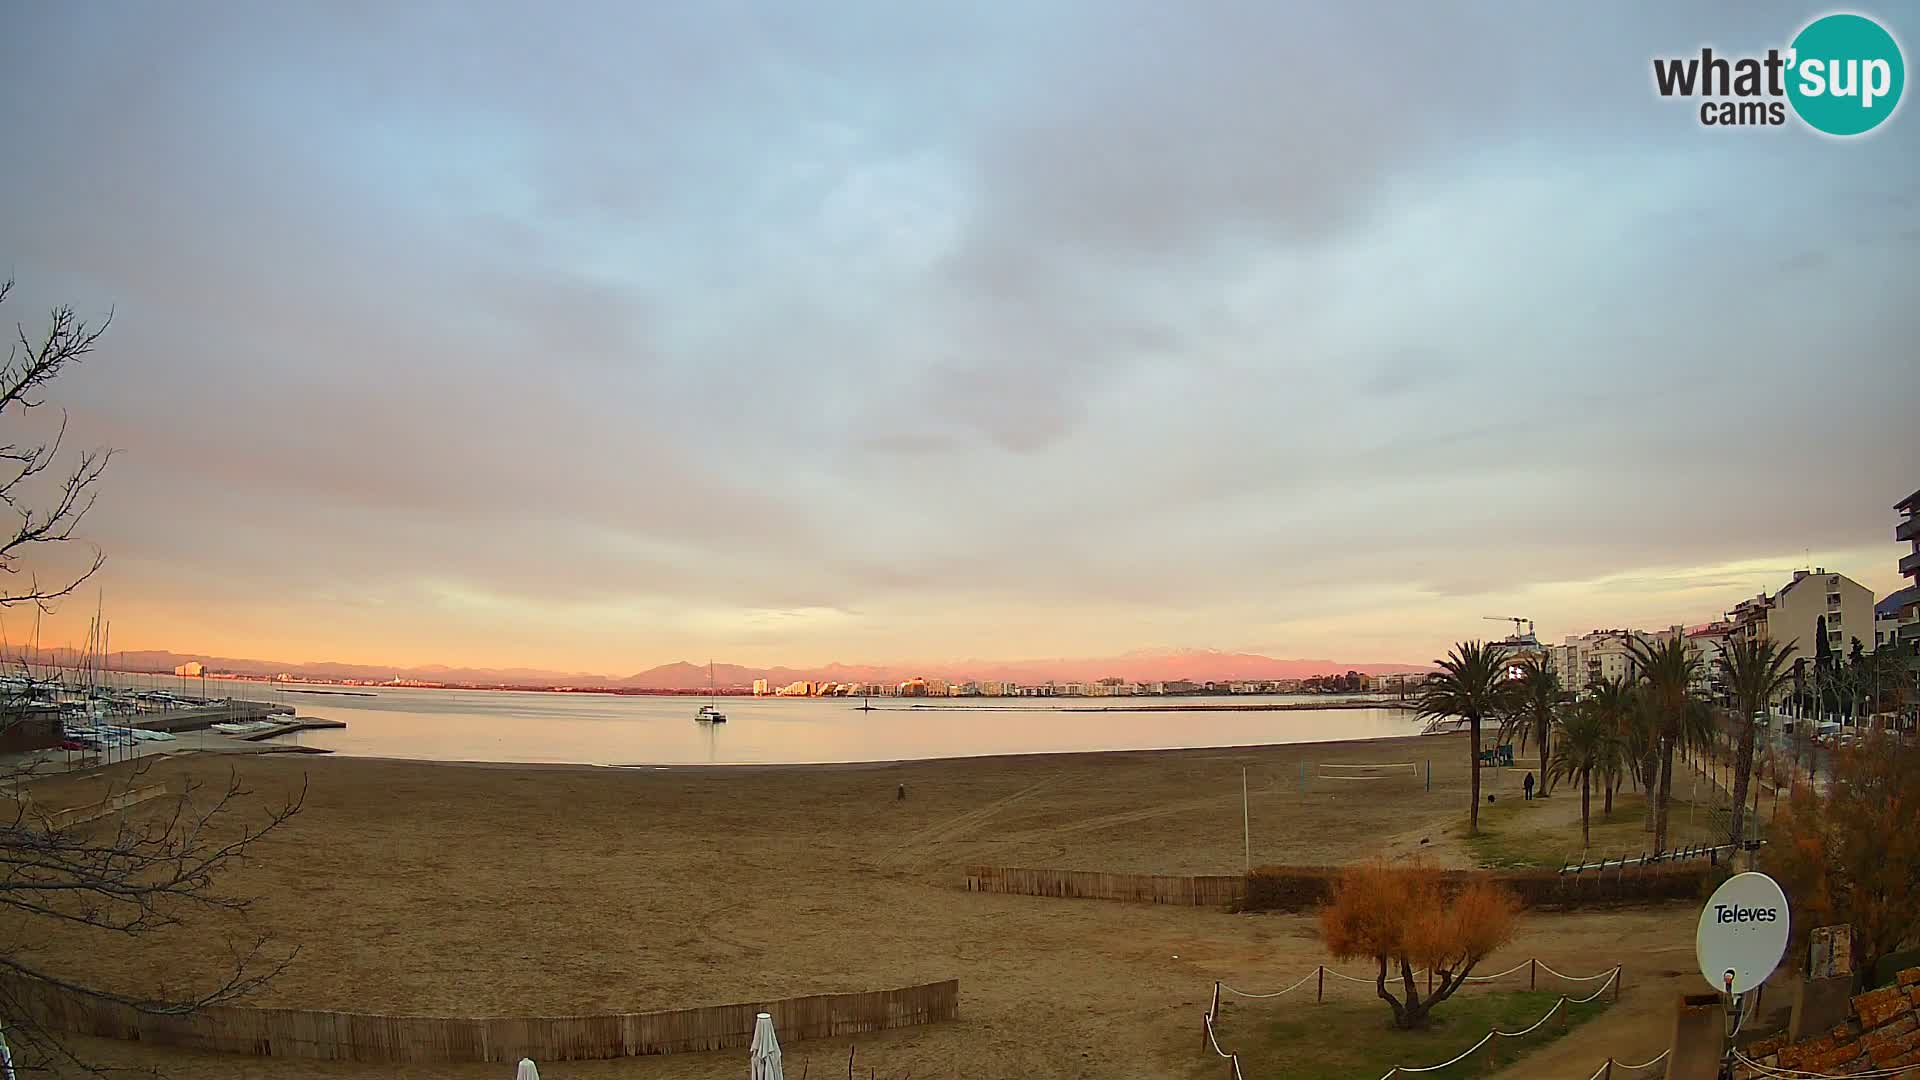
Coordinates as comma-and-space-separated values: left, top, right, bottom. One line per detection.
1465, 789, 1729, 870
1205, 989, 1610, 1080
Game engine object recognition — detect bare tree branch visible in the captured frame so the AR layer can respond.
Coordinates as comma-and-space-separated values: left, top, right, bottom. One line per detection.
0, 281, 116, 612
0, 277, 298, 1075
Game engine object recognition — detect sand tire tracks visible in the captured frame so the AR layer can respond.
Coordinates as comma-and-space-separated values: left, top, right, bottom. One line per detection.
878, 776, 1058, 868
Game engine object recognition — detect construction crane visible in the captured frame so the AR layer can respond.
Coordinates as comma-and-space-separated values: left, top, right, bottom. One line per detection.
1482, 616, 1535, 639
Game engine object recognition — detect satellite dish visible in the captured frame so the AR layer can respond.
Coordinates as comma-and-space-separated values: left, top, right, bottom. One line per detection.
1696, 872, 1789, 995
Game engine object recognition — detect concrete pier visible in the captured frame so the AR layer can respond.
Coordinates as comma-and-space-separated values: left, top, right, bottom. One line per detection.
130, 700, 294, 733
235, 716, 346, 741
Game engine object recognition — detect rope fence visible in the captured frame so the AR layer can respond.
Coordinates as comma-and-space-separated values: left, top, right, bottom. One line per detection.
1200, 1005, 1247, 1080
1219, 958, 1621, 1004
1203, 962, 1626, 1079
1371, 970, 1619, 1080
1585, 1049, 1671, 1079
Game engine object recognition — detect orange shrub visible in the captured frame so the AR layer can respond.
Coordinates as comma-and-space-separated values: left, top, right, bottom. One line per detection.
1319, 862, 1519, 1029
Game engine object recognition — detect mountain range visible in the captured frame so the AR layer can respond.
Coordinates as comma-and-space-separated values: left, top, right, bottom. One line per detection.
16, 645, 1429, 689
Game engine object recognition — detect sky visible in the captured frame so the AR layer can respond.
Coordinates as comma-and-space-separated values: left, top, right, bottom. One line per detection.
0, 3, 1915, 674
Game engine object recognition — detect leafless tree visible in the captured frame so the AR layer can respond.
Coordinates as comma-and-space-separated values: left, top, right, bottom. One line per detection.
0, 279, 303, 1075
0, 279, 113, 613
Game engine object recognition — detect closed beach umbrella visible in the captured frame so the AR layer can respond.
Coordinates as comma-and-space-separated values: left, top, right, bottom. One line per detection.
514, 1058, 539, 1080
750, 1012, 784, 1080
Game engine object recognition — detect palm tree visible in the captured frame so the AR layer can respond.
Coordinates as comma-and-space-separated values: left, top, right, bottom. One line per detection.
1716, 637, 1796, 848
1417, 641, 1514, 835
1547, 701, 1623, 848
1584, 677, 1638, 816
1500, 653, 1568, 796
1627, 686, 1660, 830
1626, 636, 1703, 854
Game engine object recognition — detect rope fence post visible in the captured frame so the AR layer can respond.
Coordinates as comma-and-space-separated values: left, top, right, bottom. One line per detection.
1613, 965, 1622, 1003
1317, 965, 1324, 1004
1603, 1057, 1613, 1080
1530, 958, 1537, 990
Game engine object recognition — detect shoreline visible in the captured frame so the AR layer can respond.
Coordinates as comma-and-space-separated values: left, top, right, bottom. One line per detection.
902, 698, 1414, 712
77, 665, 1424, 702
304, 728, 1452, 776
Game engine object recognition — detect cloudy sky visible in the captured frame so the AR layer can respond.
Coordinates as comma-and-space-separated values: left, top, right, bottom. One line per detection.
0, 3, 1915, 673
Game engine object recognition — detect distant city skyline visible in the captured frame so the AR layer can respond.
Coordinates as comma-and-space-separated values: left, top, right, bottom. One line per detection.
14, 643, 1428, 691
0, 4, 1914, 671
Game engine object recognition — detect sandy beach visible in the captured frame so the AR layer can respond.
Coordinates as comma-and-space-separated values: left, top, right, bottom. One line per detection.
29, 733, 1723, 1078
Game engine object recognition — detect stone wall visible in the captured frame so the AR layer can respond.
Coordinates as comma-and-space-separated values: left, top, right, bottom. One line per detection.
1739, 968, 1920, 1076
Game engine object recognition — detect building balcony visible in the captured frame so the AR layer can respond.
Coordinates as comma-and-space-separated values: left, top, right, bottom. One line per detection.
1903, 549, 1920, 578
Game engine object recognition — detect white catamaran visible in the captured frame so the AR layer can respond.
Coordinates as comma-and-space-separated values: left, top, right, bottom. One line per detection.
695, 660, 727, 723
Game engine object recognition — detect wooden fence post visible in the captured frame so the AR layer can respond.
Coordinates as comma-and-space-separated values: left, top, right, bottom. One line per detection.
1613, 966, 1622, 1003
1530, 958, 1537, 990
1316, 966, 1324, 1004
1603, 1058, 1613, 1080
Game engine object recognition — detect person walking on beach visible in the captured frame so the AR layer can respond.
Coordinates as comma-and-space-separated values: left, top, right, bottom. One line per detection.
1522, 771, 1535, 801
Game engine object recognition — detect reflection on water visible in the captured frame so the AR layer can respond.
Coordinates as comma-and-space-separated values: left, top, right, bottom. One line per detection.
239, 684, 1424, 765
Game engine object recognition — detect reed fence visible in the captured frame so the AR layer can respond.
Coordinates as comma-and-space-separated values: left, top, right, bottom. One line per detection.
964, 865, 1244, 907
967, 862, 1709, 911
2, 974, 958, 1063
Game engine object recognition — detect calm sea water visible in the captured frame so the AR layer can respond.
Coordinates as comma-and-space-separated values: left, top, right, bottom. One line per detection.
198, 683, 1423, 765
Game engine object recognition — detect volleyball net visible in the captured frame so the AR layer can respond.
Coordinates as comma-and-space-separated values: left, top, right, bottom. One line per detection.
1315, 761, 1421, 782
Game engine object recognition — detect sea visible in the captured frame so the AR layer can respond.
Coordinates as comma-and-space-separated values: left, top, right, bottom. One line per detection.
201, 682, 1425, 765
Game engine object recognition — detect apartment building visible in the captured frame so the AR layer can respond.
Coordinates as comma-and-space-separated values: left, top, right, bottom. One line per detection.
1686, 621, 1735, 696
1548, 629, 1649, 691
1879, 589, 1918, 652
1730, 568, 1875, 658
1899, 488, 1920, 652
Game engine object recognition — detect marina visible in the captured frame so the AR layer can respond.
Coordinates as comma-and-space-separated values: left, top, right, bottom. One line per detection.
0, 663, 347, 767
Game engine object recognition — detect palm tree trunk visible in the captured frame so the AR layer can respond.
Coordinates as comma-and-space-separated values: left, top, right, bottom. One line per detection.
1469, 714, 1482, 835
1581, 768, 1591, 848
1603, 776, 1613, 816
1641, 747, 1658, 831
1729, 710, 1755, 848
1654, 735, 1675, 853
1538, 728, 1550, 797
